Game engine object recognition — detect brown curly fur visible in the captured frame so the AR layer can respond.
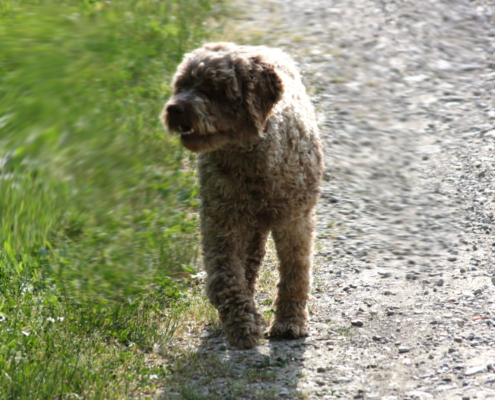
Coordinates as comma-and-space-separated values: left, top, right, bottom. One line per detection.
162, 43, 323, 349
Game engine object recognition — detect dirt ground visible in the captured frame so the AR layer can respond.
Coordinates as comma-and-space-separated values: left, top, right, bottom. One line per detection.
161, 1, 495, 399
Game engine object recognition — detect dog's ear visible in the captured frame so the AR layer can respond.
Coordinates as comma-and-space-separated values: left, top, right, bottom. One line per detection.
238, 54, 285, 132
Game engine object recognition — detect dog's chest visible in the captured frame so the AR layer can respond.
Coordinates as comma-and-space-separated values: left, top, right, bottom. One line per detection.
198, 154, 287, 205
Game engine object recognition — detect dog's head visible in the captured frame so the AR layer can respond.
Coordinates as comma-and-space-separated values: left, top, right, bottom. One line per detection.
162, 43, 285, 152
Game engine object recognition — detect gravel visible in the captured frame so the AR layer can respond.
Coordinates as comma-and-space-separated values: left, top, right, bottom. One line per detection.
163, 0, 495, 398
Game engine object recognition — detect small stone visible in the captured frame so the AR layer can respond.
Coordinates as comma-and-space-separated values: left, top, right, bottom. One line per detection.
448, 348, 456, 354
372, 335, 382, 341
473, 288, 482, 295
333, 376, 353, 383
354, 390, 365, 399
388, 382, 400, 389
454, 337, 462, 343
447, 256, 457, 262
351, 320, 364, 327
460, 268, 467, 273
317, 366, 326, 373
465, 365, 487, 376
436, 279, 444, 287
491, 277, 495, 285
405, 390, 433, 399
398, 346, 411, 354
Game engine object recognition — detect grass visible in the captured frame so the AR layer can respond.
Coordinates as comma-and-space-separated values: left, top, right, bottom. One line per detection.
0, 0, 223, 398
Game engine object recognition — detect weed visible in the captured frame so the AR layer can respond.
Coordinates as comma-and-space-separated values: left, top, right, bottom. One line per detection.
335, 327, 352, 336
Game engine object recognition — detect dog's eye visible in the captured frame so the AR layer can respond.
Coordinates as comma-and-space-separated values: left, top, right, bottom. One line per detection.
201, 86, 225, 101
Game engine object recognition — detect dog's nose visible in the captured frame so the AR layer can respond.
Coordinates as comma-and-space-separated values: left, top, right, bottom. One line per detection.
166, 103, 184, 115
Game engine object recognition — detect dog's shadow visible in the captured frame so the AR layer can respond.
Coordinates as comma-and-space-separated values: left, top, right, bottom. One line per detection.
177, 329, 308, 399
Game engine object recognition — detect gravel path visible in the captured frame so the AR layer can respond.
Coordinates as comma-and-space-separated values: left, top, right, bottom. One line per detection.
165, 1, 495, 399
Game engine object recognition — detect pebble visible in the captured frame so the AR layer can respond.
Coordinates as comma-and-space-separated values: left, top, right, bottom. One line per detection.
351, 320, 364, 327
465, 366, 487, 376
333, 376, 353, 383
398, 346, 411, 354
405, 391, 433, 399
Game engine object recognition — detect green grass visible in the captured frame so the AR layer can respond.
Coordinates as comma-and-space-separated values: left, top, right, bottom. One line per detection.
0, 0, 221, 398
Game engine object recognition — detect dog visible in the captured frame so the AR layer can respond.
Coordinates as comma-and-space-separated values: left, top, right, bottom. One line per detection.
162, 42, 323, 349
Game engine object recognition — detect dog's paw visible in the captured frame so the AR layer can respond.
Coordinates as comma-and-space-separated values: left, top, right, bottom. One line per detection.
225, 323, 263, 350
268, 318, 308, 339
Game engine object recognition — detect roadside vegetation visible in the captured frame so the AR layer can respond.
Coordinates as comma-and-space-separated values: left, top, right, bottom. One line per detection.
0, 0, 221, 398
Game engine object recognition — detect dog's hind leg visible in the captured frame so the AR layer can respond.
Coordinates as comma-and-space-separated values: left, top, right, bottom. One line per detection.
245, 230, 269, 296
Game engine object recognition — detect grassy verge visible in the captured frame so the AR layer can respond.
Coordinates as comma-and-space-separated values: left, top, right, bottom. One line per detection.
0, 0, 222, 398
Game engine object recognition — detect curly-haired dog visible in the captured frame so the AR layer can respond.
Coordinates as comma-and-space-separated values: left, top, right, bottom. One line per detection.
162, 43, 323, 349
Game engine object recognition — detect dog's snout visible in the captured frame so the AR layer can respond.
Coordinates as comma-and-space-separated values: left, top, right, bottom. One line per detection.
166, 103, 185, 116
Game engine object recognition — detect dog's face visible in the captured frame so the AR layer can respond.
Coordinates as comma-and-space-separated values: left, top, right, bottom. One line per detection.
162, 43, 284, 152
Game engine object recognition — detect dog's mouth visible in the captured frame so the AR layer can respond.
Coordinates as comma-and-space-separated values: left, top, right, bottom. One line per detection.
179, 126, 202, 141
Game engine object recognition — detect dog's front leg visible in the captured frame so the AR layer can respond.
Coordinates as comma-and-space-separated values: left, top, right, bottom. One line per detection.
202, 224, 264, 350
269, 212, 315, 338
